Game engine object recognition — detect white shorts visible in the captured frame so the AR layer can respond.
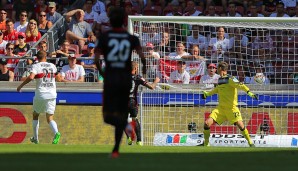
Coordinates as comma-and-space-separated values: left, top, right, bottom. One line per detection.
33, 97, 56, 114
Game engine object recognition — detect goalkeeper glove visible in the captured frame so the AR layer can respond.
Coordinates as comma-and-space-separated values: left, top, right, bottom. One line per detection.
247, 91, 258, 100
201, 91, 209, 99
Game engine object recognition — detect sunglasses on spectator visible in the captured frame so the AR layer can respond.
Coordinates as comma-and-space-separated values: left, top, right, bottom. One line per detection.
30, 22, 37, 25
39, 15, 46, 17
21, 14, 27, 17
18, 36, 25, 39
7, 48, 14, 50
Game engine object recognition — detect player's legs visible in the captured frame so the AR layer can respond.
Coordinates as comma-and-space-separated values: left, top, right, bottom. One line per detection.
203, 117, 214, 146
31, 111, 40, 144
235, 120, 254, 147
45, 98, 60, 144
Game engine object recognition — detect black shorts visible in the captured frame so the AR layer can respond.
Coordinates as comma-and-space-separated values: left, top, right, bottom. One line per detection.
102, 73, 131, 116
128, 98, 138, 118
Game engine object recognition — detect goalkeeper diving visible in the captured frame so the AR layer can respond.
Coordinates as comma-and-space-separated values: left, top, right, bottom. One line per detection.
201, 61, 258, 147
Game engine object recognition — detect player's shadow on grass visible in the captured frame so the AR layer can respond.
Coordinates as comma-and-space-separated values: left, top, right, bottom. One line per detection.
0, 151, 297, 171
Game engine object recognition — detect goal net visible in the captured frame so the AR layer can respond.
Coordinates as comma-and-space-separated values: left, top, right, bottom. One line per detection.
128, 16, 298, 147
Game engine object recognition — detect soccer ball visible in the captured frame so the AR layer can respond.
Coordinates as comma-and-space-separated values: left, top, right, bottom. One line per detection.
254, 73, 265, 84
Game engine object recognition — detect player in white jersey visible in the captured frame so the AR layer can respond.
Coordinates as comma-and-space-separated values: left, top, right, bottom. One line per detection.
17, 50, 61, 144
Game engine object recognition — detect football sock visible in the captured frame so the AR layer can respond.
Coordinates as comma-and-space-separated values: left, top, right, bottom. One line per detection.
203, 127, 210, 145
241, 128, 253, 145
135, 118, 141, 142
49, 120, 58, 134
113, 125, 125, 153
32, 120, 39, 140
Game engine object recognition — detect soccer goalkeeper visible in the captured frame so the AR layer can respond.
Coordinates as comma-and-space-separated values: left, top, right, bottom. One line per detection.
201, 61, 258, 147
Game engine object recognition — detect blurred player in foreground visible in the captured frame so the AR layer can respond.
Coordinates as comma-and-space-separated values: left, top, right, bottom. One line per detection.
126, 61, 160, 146
94, 7, 146, 158
17, 50, 61, 144
201, 61, 258, 147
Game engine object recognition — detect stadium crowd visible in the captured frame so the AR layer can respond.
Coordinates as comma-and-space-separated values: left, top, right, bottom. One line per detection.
0, 0, 297, 84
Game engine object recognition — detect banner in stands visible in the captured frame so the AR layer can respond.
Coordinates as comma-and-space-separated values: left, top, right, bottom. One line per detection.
159, 59, 206, 83
153, 133, 298, 147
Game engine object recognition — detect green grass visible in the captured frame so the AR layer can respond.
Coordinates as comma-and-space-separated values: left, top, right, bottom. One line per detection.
0, 145, 297, 171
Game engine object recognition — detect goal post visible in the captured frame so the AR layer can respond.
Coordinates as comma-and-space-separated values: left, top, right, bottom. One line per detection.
128, 16, 298, 147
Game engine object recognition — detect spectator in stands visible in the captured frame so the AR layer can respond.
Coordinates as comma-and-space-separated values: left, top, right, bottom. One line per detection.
0, 57, 14, 81
236, 66, 250, 83
293, 4, 298, 17
169, 60, 190, 84
182, 44, 205, 60
35, 0, 49, 19
250, 29, 274, 56
12, 0, 34, 22
123, 1, 141, 28
167, 41, 190, 59
20, 58, 33, 81
144, 42, 160, 82
206, 0, 227, 14
81, 42, 98, 82
92, 0, 106, 15
3, 19, 19, 45
199, 63, 220, 88
84, 0, 99, 31
0, 30, 7, 55
205, 4, 220, 16
0, 9, 7, 32
289, 62, 298, 84
38, 11, 53, 36
14, 10, 28, 33
207, 26, 231, 59
4, 43, 19, 72
227, 2, 242, 17
51, 40, 75, 69
65, 9, 96, 54
97, 2, 114, 34
183, 0, 203, 16
269, 1, 290, 17
141, 23, 161, 46
46, 2, 62, 24
14, 32, 30, 56
165, 2, 183, 16
157, 31, 175, 56
186, 24, 207, 53
247, 3, 264, 17
25, 19, 42, 47
262, 0, 278, 17
228, 27, 249, 59
59, 54, 85, 82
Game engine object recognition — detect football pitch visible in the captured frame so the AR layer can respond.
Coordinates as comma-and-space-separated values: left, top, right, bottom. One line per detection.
0, 145, 297, 171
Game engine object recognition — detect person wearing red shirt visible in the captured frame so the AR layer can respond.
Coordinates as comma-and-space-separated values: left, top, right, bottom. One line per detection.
25, 19, 41, 47
3, 19, 19, 45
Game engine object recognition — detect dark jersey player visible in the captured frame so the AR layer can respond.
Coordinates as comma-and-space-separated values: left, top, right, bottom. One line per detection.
126, 61, 159, 146
94, 7, 146, 158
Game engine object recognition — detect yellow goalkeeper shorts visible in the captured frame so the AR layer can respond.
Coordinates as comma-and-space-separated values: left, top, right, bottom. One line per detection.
209, 106, 242, 125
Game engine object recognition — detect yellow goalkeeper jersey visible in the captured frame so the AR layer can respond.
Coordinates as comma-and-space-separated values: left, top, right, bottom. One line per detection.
208, 75, 250, 109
